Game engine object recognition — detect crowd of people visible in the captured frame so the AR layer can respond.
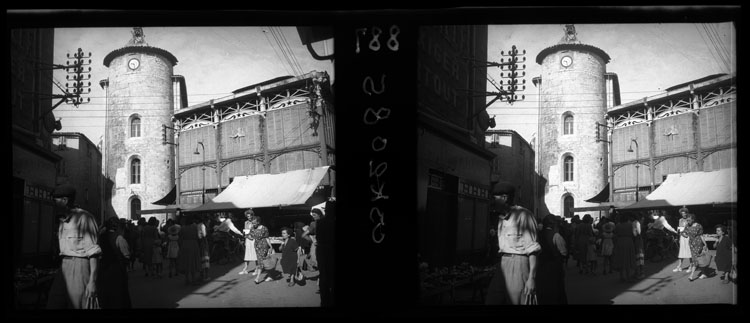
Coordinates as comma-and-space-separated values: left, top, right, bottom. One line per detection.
483, 184, 736, 305
45, 183, 336, 309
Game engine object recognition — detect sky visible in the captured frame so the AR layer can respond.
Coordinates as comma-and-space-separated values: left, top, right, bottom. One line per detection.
486, 22, 737, 144
52, 27, 335, 145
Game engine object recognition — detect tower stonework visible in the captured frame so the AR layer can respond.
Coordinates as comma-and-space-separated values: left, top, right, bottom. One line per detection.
536, 25, 610, 217
102, 28, 177, 219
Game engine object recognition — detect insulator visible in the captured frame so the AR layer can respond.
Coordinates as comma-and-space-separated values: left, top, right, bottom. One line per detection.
501, 51, 505, 55
522, 50, 526, 55
499, 80, 503, 85
500, 58, 504, 63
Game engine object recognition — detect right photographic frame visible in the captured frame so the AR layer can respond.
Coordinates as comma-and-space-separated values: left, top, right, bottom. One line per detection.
417, 22, 737, 305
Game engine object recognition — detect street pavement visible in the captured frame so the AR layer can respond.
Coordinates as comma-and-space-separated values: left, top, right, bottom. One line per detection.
445, 250, 736, 305
564, 250, 736, 304
127, 255, 321, 308
126, 251, 735, 308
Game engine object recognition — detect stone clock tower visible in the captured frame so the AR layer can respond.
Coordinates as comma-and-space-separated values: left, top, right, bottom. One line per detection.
534, 25, 615, 218
101, 28, 177, 220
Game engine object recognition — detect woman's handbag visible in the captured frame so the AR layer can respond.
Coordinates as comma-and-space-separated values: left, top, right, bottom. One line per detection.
696, 247, 712, 267
294, 266, 307, 285
262, 256, 278, 270
84, 295, 100, 309
524, 292, 538, 305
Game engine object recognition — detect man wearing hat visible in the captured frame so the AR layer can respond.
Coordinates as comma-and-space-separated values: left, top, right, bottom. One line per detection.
46, 184, 102, 309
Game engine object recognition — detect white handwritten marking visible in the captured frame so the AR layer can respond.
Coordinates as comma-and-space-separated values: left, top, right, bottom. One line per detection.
371, 136, 387, 152
362, 74, 386, 96
363, 107, 391, 125
370, 207, 385, 244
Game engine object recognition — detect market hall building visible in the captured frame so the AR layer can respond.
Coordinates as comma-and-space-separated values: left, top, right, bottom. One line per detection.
608, 73, 736, 229
166, 71, 335, 233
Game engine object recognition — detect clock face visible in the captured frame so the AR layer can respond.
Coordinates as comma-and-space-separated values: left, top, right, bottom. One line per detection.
128, 58, 140, 70
561, 56, 572, 67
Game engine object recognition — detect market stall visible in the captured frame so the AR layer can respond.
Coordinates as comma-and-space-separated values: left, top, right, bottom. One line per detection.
419, 262, 496, 305
13, 266, 58, 309
185, 166, 334, 246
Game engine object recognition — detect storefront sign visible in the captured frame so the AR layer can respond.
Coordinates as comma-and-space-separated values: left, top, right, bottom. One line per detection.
458, 179, 489, 200
24, 183, 54, 202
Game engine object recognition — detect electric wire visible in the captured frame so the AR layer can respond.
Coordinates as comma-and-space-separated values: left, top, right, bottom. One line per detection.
262, 28, 294, 76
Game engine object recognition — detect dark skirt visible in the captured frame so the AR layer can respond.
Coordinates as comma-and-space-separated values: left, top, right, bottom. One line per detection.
536, 259, 567, 304
97, 261, 132, 309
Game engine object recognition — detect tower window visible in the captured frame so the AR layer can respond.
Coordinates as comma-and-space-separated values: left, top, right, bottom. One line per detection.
131, 158, 141, 184
563, 195, 574, 218
130, 198, 141, 220
563, 156, 574, 182
563, 114, 574, 135
130, 116, 141, 137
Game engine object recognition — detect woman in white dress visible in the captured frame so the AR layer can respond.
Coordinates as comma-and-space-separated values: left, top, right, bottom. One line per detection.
239, 209, 258, 275
673, 206, 693, 272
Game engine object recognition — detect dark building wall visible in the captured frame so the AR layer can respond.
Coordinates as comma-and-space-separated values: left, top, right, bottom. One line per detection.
11, 28, 59, 267
52, 133, 103, 219
417, 25, 492, 267
486, 130, 536, 212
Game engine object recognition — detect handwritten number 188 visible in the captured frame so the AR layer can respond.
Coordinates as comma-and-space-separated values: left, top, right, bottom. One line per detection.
355, 25, 400, 53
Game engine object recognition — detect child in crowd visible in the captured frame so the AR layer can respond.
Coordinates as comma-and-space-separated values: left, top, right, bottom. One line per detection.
166, 224, 180, 278
152, 238, 164, 279
587, 236, 598, 275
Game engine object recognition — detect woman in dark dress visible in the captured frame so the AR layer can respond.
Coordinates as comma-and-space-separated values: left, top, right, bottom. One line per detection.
279, 227, 301, 287
574, 214, 595, 274
612, 213, 636, 283
97, 217, 132, 308
714, 224, 733, 284
140, 217, 160, 277
177, 216, 202, 285
537, 215, 568, 304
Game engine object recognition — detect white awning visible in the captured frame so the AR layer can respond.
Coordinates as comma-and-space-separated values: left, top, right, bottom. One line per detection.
620, 168, 736, 210
187, 166, 331, 213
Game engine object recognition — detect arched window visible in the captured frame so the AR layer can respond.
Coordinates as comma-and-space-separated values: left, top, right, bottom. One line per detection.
563, 195, 574, 219
131, 158, 141, 184
563, 156, 574, 182
130, 116, 141, 137
130, 198, 141, 220
563, 114, 574, 135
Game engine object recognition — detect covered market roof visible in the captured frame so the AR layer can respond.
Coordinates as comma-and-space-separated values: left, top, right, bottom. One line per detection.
620, 168, 736, 210
186, 166, 332, 213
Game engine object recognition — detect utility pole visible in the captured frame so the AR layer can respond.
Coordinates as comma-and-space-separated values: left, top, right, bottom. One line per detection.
36, 48, 92, 120
463, 45, 528, 116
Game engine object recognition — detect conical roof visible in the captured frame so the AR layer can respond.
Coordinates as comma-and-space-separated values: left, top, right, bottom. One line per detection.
535, 24, 610, 65
103, 27, 178, 67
